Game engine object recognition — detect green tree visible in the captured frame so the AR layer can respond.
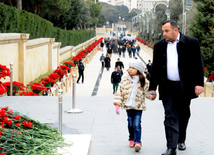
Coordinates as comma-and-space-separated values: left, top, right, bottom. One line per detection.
80, 0, 91, 29
53, 0, 82, 30
189, 0, 214, 72
86, 0, 102, 29
97, 14, 106, 27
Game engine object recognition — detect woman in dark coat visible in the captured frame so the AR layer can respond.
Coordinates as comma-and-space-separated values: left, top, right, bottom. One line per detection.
104, 54, 111, 71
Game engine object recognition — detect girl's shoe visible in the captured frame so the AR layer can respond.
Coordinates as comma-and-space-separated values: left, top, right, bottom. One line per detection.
134, 143, 142, 152
129, 140, 134, 148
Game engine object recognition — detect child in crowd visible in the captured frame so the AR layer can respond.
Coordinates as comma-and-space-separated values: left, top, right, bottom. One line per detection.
113, 60, 156, 152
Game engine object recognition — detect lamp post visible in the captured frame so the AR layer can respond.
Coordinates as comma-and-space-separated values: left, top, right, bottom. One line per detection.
182, 0, 193, 35
106, 21, 109, 33
165, 7, 171, 20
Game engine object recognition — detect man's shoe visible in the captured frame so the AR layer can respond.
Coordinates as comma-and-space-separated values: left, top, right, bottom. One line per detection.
178, 143, 186, 150
162, 148, 176, 155
134, 143, 141, 152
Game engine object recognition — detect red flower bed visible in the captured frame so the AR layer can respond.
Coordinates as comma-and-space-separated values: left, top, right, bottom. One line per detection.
39, 77, 56, 87
0, 82, 7, 95
2, 81, 25, 96
0, 64, 10, 80
27, 82, 47, 95
208, 74, 214, 82
48, 73, 61, 81
63, 61, 75, 68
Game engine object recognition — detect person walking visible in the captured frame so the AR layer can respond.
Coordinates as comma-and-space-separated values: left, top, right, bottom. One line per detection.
77, 59, 85, 84
100, 41, 104, 51
111, 67, 121, 94
118, 46, 122, 57
146, 60, 152, 80
100, 53, 105, 68
127, 45, 132, 58
104, 54, 111, 71
132, 46, 137, 58
136, 45, 140, 55
117, 65, 123, 77
122, 45, 126, 58
107, 45, 112, 58
113, 60, 156, 152
149, 20, 204, 155
115, 58, 124, 70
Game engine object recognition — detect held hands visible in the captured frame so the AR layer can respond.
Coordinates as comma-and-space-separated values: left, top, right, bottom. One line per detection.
115, 104, 120, 115
195, 86, 204, 96
149, 91, 157, 100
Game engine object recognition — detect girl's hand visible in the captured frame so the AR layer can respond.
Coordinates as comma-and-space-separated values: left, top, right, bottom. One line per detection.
149, 91, 157, 100
115, 104, 120, 115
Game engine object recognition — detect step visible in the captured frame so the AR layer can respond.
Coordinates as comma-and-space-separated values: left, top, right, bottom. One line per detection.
57, 134, 92, 155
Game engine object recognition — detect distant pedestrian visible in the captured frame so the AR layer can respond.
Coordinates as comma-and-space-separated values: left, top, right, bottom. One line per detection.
113, 60, 156, 152
104, 54, 111, 71
100, 41, 104, 51
146, 60, 152, 77
118, 46, 122, 57
115, 58, 124, 69
111, 67, 121, 94
132, 46, 137, 58
107, 46, 112, 58
100, 53, 105, 68
136, 45, 140, 55
122, 45, 126, 58
127, 45, 132, 58
117, 65, 123, 77
77, 59, 84, 84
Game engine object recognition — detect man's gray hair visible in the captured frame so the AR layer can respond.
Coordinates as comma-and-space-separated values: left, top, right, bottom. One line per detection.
162, 20, 178, 29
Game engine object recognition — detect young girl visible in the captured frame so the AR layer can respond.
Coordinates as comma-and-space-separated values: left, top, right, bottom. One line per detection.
113, 60, 156, 152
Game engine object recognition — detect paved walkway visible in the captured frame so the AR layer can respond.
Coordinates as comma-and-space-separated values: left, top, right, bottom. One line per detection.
1, 41, 214, 155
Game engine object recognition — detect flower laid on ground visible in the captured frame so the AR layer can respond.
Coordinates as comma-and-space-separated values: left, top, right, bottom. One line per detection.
208, 74, 214, 82
27, 82, 47, 95
53, 68, 66, 80
2, 81, 25, 96
58, 65, 71, 73
204, 67, 208, 72
0, 64, 10, 80
63, 61, 75, 68
0, 106, 68, 154
39, 77, 56, 87
17, 91, 39, 96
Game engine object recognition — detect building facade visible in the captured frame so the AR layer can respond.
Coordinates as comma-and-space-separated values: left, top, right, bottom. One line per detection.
106, 0, 169, 12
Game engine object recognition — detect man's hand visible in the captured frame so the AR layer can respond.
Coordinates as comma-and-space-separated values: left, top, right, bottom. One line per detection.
195, 86, 204, 96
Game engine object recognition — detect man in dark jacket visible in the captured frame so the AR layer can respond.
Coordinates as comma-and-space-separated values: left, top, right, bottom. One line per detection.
115, 58, 124, 69
77, 59, 85, 84
111, 67, 121, 94
149, 20, 204, 155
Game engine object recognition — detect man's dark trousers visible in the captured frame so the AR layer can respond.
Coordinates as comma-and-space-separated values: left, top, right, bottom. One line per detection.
162, 80, 191, 149
77, 71, 84, 83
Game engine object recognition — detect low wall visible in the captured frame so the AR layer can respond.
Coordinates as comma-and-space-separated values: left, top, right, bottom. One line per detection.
0, 33, 96, 85
96, 28, 113, 32
137, 41, 214, 97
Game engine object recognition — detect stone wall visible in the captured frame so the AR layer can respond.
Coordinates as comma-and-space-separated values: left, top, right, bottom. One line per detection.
0, 33, 96, 85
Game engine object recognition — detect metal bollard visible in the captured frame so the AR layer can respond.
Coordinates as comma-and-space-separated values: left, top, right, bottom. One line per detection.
9, 63, 13, 96
66, 74, 83, 114
58, 89, 63, 132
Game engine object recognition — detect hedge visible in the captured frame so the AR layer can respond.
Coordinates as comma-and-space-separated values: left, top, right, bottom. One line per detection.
0, 4, 95, 47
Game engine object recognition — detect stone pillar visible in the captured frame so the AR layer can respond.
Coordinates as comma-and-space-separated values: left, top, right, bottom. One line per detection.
18, 34, 30, 85
48, 38, 55, 72
57, 42, 61, 67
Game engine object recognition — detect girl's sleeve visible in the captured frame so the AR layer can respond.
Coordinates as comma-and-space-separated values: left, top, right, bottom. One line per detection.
113, 81, 124, 106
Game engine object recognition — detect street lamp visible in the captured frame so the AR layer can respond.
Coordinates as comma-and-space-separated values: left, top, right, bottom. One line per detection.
182, 0, 193, 35
165, 7, 171, 20
106, 21, 109, 33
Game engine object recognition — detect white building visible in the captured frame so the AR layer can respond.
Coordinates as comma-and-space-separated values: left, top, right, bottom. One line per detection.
106, 0, 169, 12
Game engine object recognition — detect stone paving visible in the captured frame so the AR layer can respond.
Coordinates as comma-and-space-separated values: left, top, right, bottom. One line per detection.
0, 38, 214, 155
